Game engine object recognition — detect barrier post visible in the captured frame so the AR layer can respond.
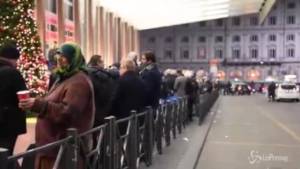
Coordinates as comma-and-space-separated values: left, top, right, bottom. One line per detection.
177, 99, 182, 134
171, 102, 177, 139
155, 106, 163, 154
128, 111, 138, 169
104, 116, 117, 169
165, 101, 171, 146
145, 106, 153, 166
65, 128, 78, 169
180, 98, 186, 129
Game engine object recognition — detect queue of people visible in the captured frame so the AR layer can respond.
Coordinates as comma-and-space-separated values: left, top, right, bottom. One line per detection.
0, 40, 222, 169
0, 42, 164, 169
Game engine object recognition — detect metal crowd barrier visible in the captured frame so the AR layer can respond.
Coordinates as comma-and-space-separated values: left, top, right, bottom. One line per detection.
197, 91, 219, 125
0, 97, 190, 169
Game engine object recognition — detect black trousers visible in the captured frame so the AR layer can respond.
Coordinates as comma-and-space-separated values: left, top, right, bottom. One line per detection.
0, 136, 18, 169
187, 97, 194, 121
0, 135, 17, 155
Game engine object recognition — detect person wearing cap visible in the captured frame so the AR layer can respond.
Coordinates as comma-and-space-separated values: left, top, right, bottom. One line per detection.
0, 43, 27, 157
19, 42, 95, 169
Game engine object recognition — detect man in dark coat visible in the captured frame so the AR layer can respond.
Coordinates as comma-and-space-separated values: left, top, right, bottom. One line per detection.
139, 51, 162, 109
111, 59, 147, 135
185, 76, 199, 121
268, 82, 276, 101
0, 43, 27, 156
87, 55, 115, 127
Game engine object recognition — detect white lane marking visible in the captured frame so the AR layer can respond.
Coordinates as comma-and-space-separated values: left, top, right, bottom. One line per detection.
210, 141, 300, 148
257, 107, 300, 143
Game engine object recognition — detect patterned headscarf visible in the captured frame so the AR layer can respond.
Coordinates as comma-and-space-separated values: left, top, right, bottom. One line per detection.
54, 42, 86, 80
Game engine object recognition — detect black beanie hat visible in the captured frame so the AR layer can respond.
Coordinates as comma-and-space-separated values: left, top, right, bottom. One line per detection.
0, 43, 20, 59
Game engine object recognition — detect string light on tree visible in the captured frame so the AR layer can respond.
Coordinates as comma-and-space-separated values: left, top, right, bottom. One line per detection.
0, 0, 49, 96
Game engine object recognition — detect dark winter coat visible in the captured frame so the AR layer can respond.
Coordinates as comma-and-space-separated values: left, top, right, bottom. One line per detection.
185, 78, 199, 103
139, 63, 162, 109
110, 71, 147, 120
0, 59, 27, 137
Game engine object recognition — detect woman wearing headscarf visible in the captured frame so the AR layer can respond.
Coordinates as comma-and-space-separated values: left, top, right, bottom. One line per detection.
19, 42, 95, 169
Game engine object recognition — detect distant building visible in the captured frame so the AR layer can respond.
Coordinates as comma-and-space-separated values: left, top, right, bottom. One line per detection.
140, 0, 300, 82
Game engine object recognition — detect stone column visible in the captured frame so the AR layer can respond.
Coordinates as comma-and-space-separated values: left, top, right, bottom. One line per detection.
134, 29, 140, 56
85, 0, 94, 61
106, 12, 114, 66
96, 7, 105, 56
35, 0, 46, 55
128, 25, 133, 52
115, 17, 122, 62
73, 0, 81, 44
121, 22, 128, 60
124, 22, 129, 57
57, 0, 65, 45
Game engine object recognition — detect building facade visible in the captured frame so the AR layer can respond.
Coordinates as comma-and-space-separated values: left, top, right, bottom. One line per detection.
140, 0, 300, 82
36, 0, 140, 66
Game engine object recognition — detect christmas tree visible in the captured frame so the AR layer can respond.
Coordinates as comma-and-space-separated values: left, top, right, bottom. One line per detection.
0, 0, 49, 96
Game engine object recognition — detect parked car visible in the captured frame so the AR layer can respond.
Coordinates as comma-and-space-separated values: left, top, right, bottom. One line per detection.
275, 83, 300, 102
231, 81, 251, 95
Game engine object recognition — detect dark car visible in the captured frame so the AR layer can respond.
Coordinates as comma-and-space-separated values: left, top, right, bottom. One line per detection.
233, 83, 251, 95
240, 84, 251, 95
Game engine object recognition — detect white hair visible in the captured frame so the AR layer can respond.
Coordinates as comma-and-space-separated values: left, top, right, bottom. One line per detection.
127, 51, 138, 61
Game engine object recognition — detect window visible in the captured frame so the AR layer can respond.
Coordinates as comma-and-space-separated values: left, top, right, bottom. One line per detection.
287, 34, 295, 41
165, 37, 173, 43
198, 36, 206, 43
180, 48, 189, 59
49, 24, 57, 32
148, 37, 156, 43
269, 34, 276, 41
287, 48, 295, 57
66, 5, 74, 21
281, 84, 296, 90
250, 48, 258, 59
215, 48, 223, 59
287, 2, 296, 9
287, 16, 295, 24
216, 19, 223, 27
181, 36, 189, 43
250, 35, 258, 42
268, 48, 276, 58
164, 50, 173, 59
47, 0, 57, 13
215, 36, 223, 43
269, 16, 277, 25
232, 35, 241, 42
232, 48, 241, 59
199, 21, 206, 27
197, 47, 206, 59
232, 17, 241, 26
250, 16, 258, 26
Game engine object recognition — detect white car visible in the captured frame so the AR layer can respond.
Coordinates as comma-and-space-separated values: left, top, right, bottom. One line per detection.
275, 83, 300, 101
